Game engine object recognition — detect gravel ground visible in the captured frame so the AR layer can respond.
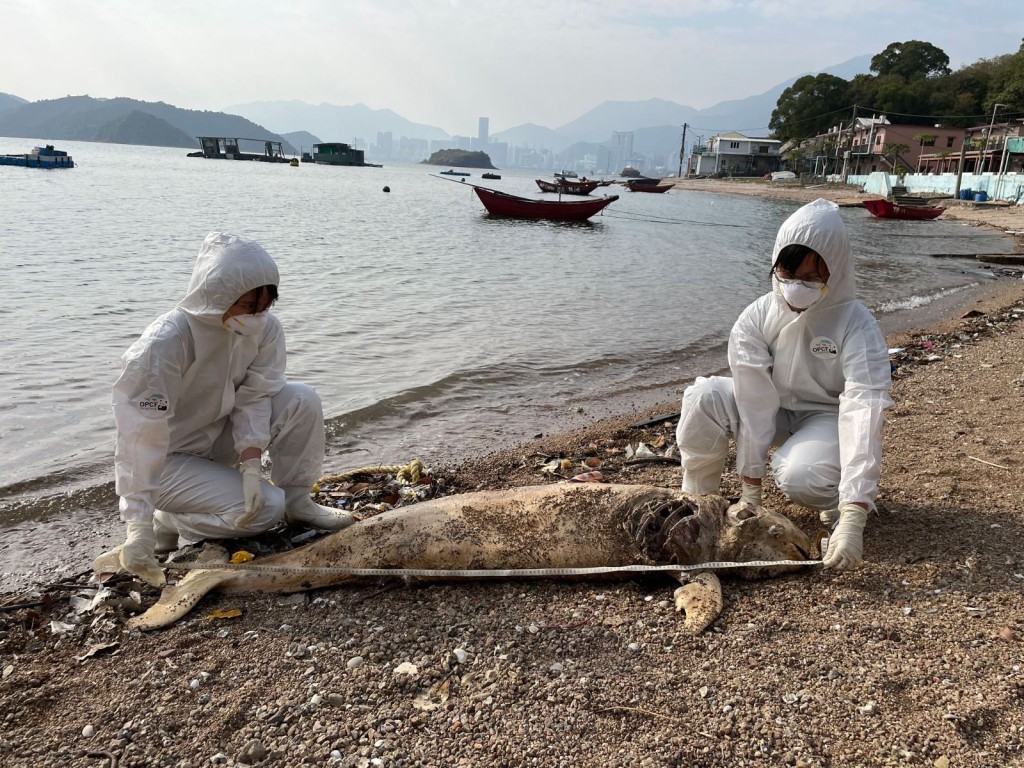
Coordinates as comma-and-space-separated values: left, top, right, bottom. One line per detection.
3, 185, 1024, 768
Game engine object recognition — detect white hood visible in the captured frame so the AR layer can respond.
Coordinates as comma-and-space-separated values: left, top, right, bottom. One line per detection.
771, 198, 855, 309
178, 233, 280, 325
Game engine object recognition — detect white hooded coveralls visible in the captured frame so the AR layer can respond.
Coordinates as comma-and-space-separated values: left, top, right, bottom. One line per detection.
676, 199, 893, 511
112, 233, 328, 543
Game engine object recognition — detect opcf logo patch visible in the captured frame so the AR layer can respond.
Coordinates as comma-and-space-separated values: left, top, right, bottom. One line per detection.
810, 336, 838, 359
137, 393, 169, 411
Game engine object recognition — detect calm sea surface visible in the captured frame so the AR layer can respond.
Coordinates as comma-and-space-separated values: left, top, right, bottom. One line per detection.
0, 137, 1016, 589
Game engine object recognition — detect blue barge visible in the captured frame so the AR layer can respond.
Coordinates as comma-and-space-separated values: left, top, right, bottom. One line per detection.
0, 144, 75, 168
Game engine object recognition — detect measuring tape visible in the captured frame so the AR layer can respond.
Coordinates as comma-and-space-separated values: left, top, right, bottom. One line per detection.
164, 559, 821, 578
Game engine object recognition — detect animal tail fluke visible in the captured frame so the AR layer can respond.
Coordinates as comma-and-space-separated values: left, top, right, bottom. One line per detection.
127, 567, 238, 631
126, 544, 237, 631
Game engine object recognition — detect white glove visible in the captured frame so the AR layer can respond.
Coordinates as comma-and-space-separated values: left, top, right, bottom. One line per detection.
823, 503, 867, 570
727, 481, 763, 517
119, 520, 166, 587
238, 458, 265, 529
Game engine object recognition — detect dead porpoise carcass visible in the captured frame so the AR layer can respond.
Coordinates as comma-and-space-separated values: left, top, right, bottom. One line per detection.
121, 483, 816, 632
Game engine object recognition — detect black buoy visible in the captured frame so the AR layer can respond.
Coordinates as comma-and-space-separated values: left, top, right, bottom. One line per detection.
383, 186, 390, 193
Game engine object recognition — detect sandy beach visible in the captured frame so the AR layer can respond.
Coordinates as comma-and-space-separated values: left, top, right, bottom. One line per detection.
663, 176, 1024, 247
3, 182, 1024, 768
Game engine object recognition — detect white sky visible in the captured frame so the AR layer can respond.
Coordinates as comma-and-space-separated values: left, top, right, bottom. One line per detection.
2, 0, 1021, 134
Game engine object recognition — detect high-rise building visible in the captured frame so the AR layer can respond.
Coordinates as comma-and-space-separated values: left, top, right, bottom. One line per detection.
612, 131, 634, 173
478, 117, 489, 146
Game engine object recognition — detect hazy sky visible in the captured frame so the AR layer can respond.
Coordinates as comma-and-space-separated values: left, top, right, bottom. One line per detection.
2, 0, 1021, 135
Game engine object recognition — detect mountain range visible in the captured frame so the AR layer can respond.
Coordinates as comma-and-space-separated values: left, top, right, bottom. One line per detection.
0, 95, 297, 153
0, 54, 871, 163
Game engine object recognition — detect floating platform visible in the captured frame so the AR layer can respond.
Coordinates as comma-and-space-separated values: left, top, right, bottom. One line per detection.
0, 144, 74, 168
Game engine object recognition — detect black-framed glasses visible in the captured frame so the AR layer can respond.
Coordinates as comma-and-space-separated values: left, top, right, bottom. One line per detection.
773, 268, 826, 289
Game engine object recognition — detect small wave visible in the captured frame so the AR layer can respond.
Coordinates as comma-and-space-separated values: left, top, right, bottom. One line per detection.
874, 283, 978, 313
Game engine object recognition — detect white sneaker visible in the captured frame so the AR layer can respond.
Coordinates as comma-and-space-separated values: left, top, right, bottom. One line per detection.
284, 487, 356, 532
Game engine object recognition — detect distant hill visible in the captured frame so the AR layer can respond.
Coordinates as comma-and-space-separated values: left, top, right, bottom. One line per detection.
0, 92, 28, 113
281, 130, 321, 152
491, 123, 574, 153
552, 54, 873, 147
557, 98, 700, 143
225, 100, 449, 145
91, 109, 196, 147
0, 95, 296, 152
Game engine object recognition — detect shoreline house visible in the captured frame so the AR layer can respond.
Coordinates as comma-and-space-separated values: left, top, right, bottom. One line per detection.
688, 132, 782, 177
791, 115, 1024, 178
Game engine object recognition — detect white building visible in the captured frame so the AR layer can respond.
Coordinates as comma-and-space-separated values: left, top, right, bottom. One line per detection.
689, 132, 782, 177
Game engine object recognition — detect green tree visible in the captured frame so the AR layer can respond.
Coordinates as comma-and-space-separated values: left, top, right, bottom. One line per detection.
871, 40, 951, 79
883, 143, 911, 174
769, 73, 850, 143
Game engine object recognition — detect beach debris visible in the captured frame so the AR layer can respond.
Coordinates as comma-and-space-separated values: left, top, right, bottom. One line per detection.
313, 459, 439, 518
967, 455, 1010, 470
204, 608, 242, 621
75, 642, 120, 663
229, 550, 254, 564
625, 442, 654, 459
49, 620, 76, 634
570, 471, 604, 483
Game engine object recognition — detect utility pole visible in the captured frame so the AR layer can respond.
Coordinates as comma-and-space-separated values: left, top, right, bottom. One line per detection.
677, 123, 688, 178
954, 129, 970, 198
981, 103, 1006, 173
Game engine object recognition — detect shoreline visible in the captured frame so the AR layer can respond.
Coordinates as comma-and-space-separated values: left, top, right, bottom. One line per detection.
662, 176, 1024, 249
3, 189, 1024, 765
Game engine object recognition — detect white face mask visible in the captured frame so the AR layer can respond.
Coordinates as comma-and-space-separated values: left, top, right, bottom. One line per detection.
774, 276, 826, 310
223, 313, 268, 336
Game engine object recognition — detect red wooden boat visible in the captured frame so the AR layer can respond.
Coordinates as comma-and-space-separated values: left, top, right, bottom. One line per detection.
535, 178, 600, 196
474, 186, 618, 220
862, 198, 944, 220
626, 180, 673, 193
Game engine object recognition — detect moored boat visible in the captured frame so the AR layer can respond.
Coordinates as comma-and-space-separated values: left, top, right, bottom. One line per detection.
474, 187, 618, 221
535, 178, 600, 196
0, 144, 74, 168
441, 169, 471, 176
862, 198, 944, 220
481, 172, 501, 180
626, 181, 673, 193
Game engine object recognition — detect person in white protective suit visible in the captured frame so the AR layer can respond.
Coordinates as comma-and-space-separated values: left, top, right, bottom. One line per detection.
675, 199, 893, 571
94, 233, 355, 587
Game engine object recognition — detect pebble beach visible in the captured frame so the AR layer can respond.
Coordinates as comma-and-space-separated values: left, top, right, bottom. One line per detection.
2, 180, 1024, 768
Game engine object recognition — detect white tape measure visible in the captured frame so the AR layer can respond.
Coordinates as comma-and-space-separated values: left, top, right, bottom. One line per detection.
164, 559, 821, 578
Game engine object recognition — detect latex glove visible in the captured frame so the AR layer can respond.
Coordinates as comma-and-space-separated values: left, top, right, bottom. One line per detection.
727, 481, 763, 517
119, 520, 166, 587
238, 458, 265, 528
822, 503, 868, 571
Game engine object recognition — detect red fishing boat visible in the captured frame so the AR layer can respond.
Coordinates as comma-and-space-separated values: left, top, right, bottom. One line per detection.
862, 198, 944, 220
626, 181, 673, 193
535, 178, 600, 196
474, 186, 618, 220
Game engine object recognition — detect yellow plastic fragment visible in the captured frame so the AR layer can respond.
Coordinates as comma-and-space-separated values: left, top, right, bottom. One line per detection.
230, 550, 254, 564
204, 608, 243, 621
311, 482, 320, 493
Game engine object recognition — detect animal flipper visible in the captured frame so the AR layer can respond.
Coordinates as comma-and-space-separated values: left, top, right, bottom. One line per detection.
673, 571, 723, 634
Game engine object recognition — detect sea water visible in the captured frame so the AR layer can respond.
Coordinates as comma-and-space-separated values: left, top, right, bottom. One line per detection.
0, 137, 1016, 590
